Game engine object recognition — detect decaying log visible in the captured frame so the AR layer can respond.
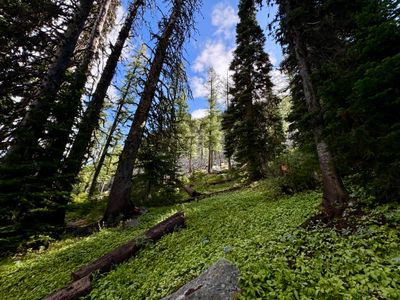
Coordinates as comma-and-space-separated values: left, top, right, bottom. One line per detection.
145, 211, 185, 241
72, 212, 185, 280
44, 212, 185, 300
181, 185, 248, 203
182, 185, 202, 197
43, 276, 91, 300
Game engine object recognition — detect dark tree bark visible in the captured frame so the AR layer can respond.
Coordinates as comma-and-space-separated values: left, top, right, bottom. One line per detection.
60, 0, 144, 198
103, 0, 183, 223
45, 212, 184, 300
72, 212, 185, 280
208, 148, 213, 174
43, 276, 91, 300
2, 0, 95, 165
40, 0, 113, 183
87, 82, 134, 197
182, 185, 202, 198
281, 0, 349, 217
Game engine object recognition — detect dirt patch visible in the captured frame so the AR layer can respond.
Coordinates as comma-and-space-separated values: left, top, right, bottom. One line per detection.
300, 206, 370, 233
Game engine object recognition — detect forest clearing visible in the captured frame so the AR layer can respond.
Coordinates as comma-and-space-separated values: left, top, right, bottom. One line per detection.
0, 0, 399, 298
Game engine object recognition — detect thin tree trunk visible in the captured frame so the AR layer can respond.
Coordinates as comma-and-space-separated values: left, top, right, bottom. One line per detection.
208, 146, 212, 173
3, 0, 95, 165
188, 151, 192, 173
40, 0, 113, 182
103, 0, 182, 223
88, 79, 133, 198
60, 0, 144, 197
288, 7, 348, 217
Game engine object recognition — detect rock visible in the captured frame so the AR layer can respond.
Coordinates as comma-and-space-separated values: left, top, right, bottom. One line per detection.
162, 259, 240, 300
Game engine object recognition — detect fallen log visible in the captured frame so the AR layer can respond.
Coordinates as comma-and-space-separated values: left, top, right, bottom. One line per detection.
145, 211, 185, 241
181, 185, 248, 203
182, 185, 202, 197
43, 276, 91, 300
72, 212, 185, 280
207, 178, 233, 186
44, 212, 185, 300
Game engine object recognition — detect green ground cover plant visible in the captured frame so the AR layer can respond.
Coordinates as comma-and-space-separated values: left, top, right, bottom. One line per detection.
0, 179, 399, 299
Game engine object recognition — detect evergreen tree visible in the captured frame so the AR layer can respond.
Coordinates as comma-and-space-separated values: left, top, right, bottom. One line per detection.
88, 46, 147, 198
103, 0, 201, 223
205, 68, 222, 173
59, 0, 145, 209
0, 0, 96, 242
311, 0, 400, 202
223, 0, 283, 180
275, 0, 350, 217
175, 90, 197, 174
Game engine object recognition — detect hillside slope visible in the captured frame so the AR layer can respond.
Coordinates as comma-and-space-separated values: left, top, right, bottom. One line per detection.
0, 180, 399, 299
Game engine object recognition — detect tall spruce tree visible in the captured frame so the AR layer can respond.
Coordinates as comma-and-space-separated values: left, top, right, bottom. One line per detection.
205, 67, 221, 174
223, 0, 283, 180
275, 0, 349, 217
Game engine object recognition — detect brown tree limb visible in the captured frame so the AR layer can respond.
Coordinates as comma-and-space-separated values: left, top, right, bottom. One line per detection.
44, 212, 184, 299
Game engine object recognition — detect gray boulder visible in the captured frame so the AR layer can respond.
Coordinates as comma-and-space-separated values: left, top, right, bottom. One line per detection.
162, 259, 240, 300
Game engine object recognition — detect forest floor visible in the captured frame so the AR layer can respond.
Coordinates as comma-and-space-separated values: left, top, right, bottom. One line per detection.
0, 176, 399, 299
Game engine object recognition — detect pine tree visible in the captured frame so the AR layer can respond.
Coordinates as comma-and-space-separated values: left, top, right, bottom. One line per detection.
0, 0, 96, 240
88, 46, 147, 198
223, 0, 283, 180
205, 68, 222, 173
59, 0, 145, 206
103, 0, 200, 223
275, 0, 349, 217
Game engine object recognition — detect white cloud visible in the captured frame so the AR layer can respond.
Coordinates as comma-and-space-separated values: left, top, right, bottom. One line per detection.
107, 84, 119, 101
212, 3, 239, 40
270, 69, 289, 96
192, 41, 234, 78
268, 52, 278, 66
191, 109, 209, 119
191, 76, 208, 98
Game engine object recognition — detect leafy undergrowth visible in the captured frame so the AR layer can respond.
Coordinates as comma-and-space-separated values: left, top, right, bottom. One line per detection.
0, 180, 399, 299
189, 170, 246, 194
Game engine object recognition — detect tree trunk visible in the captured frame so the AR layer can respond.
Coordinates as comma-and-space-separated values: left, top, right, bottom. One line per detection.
88, 79, 133, 198
182, 185, 202, 198
208, 146, 212, 174
288, 7, 348, 217
43, 276, 91, 300
72, 212, 184, 279
45, 212, 184, 300
2, 0, 95, 165
60, 0, 144, 197
188, 151, 192, 173
103, 0, 182, 223
40, 0, 113, 183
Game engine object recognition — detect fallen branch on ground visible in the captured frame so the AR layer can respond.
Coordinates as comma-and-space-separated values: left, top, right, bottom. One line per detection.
44, 212, 185, 300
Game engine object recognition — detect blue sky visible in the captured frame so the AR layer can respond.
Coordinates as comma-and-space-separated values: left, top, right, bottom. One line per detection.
109, 0, 287, 119
184, 0, 287, 119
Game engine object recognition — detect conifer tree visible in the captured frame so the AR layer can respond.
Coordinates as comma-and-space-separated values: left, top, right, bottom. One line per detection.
103, 0, 200, 223
59, 0, 145, 204
88, 46, 147, 197
205, 68, 222, 173
223, 0, 283, 180
275, 0, 349, 217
